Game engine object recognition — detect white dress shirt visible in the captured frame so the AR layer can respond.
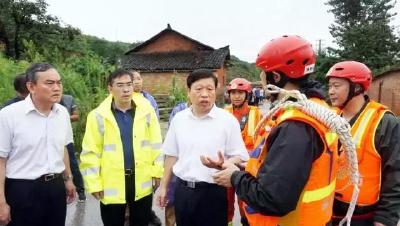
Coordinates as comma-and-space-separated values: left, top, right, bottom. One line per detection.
0, 95, 73, 179
162, 105, 249, 183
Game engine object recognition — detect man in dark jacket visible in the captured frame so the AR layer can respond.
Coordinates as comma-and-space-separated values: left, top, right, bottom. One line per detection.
327, 61, 400, 226
204, 35, 339, 225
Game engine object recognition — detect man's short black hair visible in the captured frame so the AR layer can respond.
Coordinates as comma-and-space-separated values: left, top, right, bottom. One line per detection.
107, 69, 133, 85
25, 63, 56, 83
13, 73, 28, 94
187, 69, 218, 89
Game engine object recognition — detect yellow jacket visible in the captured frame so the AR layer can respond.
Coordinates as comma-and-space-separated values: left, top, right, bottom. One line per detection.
80, 93, 163, 204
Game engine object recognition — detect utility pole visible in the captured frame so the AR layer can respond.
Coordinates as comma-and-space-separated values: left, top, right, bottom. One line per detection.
317, 39, 323, 55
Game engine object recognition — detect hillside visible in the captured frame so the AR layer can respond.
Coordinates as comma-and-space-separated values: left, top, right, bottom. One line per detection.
227, 55, 261, 82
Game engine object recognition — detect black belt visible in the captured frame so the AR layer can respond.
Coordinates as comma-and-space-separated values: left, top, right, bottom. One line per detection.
37, 173, 62, 182
125, 169, 134, 176
177, 178, 218, 189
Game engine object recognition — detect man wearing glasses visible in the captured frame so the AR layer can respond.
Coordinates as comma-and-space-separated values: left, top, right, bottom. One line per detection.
80, 69, 163, 226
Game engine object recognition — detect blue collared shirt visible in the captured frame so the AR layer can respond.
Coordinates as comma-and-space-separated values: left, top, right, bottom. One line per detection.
113, 107, 134, 170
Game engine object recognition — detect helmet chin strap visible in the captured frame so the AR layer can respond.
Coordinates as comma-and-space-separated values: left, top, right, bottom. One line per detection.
339, 83, 364, 109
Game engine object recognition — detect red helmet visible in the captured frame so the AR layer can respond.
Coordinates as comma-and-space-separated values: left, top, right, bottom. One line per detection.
326, 61, 372, 91
227, 78, 252, 93
256, 35, 316, 79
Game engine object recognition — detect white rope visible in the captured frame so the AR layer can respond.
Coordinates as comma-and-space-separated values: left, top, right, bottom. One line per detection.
255, 85, 360, 226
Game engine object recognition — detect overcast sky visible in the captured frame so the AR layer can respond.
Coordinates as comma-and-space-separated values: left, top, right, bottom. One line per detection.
46, 0, 400, 62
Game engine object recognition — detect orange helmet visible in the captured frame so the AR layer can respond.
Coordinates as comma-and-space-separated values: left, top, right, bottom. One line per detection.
256, 35, 316, 79
326, 61, 372, 91
227, 78, 252, 93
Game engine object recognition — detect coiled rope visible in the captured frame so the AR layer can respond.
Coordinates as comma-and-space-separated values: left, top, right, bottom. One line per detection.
255, 85, 360, 226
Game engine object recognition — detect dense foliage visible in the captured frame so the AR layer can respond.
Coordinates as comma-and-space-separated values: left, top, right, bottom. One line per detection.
327, 0, 400, 71
227, 55, 261, 82
0, 53, 113, 152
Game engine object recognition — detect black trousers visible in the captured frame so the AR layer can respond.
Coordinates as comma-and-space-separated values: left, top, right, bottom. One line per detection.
100, 174, 152, 226
332, 218, 373, 226
174, 178, 227, 226
5, 176, 66, 226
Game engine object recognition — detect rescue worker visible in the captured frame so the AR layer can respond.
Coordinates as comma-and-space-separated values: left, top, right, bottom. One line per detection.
226, 78, 262, 151
326, 61, 400, 226
206, 35, 339, 226
80, 69, 163, 226
225, 78, 262, 225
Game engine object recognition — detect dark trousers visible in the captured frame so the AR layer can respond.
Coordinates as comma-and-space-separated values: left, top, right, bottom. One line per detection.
66, 142, 85, 193
332, 218, 373, 226
5, 176, 66, 226
100, 174, 152, 226
174, 178, 227, 226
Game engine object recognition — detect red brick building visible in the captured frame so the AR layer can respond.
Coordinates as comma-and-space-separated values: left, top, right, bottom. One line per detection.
122, 24, 230, 100
368, 68, 400, 115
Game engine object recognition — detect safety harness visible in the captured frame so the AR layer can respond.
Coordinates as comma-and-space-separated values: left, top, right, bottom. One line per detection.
254, 84, 360, 226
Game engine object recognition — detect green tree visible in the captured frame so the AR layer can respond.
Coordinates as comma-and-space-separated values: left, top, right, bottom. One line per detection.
227, 55, 261, 82
327, 0, 400, 71
313, 50, 339, 84
0, 0, 83, 60
84, 35, 135, 64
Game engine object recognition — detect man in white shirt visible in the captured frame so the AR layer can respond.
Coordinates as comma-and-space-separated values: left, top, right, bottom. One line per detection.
157, 69, 248, 226
0, 63, 76, 226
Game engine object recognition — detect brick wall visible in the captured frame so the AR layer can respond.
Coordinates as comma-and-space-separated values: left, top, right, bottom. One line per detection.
368, 70, 400, 115
141, 67, 227, 106
141, 72, 188, 95
137, 33, 199, 53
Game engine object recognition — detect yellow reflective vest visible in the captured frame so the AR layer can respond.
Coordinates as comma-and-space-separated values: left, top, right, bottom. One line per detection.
80, 93, 163, 204
225, 105, 261, 151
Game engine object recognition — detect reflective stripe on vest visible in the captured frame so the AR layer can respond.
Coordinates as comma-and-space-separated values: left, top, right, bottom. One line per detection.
352, 108, 376, 150
141, 140, 162, 150
151, 143, 162, 150
103, 144, 116, 152
302, 179, 336, 203
95, 112, 105, 136
247, 108, 256, 137
104, 188, 118, 197
244, 100, 338, 226
81, 167, 100, 177
335, 101, 387, 206
142, 180, 152, 190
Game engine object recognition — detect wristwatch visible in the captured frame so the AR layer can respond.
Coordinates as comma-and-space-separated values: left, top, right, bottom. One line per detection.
63, 174, 73, 181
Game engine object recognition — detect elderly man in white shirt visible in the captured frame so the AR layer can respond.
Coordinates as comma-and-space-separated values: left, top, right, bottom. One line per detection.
157, 69, 249, 226
0, 63, 76, 226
